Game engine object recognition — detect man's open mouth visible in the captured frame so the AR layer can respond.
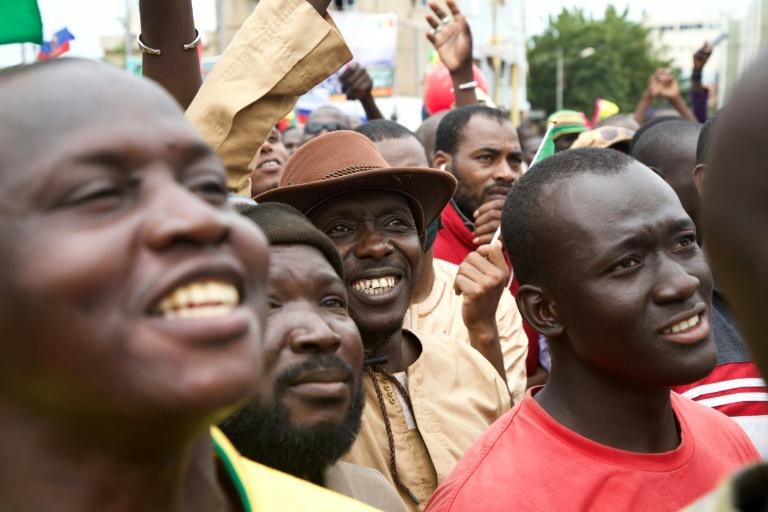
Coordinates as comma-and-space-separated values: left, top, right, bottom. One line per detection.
661, 313, 702, 334
152, 280, 240, 319
351, 276, 400, 296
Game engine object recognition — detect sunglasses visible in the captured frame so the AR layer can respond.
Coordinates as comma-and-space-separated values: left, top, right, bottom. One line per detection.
304, 121, 346, 135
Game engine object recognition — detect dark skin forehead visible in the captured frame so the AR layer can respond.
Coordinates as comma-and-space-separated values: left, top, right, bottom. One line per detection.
0, 60, 201, 190
268, 245, 345, 295
539, 164, 694, 282
458, 115, 521, 155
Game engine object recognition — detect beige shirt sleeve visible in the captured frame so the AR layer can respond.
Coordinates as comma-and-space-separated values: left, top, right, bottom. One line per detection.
186, 0, 352, 196
497, 288, 528, 405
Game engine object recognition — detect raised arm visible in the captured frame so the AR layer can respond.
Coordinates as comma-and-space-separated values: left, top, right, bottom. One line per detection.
186, 0, 352, 195
691, 43, 712, 123
138, 0, 201, 110
340, 63, 384, 121
634, 72, 658, 125
454, 241, 510, 387
656, 69, 697, 123
426, 0, 477, 107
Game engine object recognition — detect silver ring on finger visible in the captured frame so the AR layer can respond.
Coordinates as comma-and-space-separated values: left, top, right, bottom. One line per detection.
441, 16, 451, 25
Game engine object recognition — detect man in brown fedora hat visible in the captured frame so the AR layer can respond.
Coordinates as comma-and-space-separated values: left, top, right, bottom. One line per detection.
256, 130, 511, 510
355, 119, 529, 404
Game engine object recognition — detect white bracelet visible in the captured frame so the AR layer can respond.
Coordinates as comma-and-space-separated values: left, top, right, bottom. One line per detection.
137, 29, 201, 56
457, 80, 478, 90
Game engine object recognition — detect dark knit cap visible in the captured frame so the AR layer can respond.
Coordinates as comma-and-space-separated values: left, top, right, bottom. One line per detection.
237, 202, 345, 279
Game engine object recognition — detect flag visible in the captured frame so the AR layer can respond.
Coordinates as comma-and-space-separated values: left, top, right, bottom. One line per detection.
38, 27, 75, 61
591, 98, 620, 126
529, 123, 556, 168
0, 0, 43, 45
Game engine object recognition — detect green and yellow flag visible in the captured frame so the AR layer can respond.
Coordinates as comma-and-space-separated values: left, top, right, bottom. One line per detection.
0, 0, 43, 45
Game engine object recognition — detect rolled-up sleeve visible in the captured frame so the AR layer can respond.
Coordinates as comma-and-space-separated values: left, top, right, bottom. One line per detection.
186, 0, 352, 195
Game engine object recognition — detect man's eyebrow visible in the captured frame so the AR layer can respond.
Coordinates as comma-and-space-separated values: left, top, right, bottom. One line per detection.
69, 141, 215, 167
71, 149, 129, 168
176, 141, 217, 164
665, 217, 697, 234
603, 217, 696, 254
472, 146, 501, 154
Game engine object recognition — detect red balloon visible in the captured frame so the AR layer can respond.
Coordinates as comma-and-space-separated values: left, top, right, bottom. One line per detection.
423, 63, 489, 114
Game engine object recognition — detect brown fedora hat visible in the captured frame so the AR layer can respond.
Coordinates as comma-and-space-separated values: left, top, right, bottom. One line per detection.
255, 130, 457, 235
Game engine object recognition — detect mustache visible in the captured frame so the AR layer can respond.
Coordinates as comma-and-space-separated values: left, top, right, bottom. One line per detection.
482, 180, 513, 198
274, 354, 356, 395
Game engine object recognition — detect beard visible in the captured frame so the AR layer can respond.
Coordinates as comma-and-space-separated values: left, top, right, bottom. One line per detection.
450, 161, 512, 221
219, 355, 365, 486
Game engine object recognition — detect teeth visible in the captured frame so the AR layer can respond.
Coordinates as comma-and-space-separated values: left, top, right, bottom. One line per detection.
155, 280, 239, 318
352, 276, 398, 295
663, 314, 700, 334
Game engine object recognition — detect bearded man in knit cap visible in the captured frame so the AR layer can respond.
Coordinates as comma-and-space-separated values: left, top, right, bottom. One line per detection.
257, 130, 510, 510
222, 203, 404, 512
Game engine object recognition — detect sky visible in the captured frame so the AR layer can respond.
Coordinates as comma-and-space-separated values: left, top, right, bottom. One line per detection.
0, 0, 754, 66
525, 0, 752, 35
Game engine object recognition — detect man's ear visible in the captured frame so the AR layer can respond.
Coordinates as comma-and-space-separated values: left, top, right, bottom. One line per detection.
516, 284, 564, 338
693, 164, 706, 197
433, 151, 452, 172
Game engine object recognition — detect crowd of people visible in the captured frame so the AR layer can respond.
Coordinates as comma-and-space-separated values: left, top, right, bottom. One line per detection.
1, 0, 767, 510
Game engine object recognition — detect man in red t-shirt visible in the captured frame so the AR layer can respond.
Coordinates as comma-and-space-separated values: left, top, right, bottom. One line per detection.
431, 106, 546, 386
427, 149, 760, 512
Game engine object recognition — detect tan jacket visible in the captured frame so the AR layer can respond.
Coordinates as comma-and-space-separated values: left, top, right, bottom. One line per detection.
326, 462, 406, 512
186, 0, 352, 196
405, 258, 528, 403
343, 330, 511, 511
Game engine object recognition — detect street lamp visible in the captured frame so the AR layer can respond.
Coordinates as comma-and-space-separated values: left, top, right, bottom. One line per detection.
555, 46, 595, 111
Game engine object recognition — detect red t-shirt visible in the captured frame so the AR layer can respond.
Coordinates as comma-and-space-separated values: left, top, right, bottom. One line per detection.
426, 389, 760, 512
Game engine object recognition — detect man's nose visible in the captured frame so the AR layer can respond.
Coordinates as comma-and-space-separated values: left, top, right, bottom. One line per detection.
651, 257, 700, 305
288, 310, 342, 354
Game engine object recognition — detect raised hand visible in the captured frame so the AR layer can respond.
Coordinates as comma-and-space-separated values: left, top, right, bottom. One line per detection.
654, 69, 681, 100
472, 198, 505, 246
453, 240, 510, 381
425, 0, 473, 73
646, 71, 662, 98
693, 42, 713, 71
339, 62, 373, 101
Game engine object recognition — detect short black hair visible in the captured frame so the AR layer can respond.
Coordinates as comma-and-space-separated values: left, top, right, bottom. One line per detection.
435, 105, 509, 156
631, 118, 701, 168
628, 116, 680, 154
502, 148, 636, 286
414, 111, 449, 166
355, 119, 416, 142
696, 111, 722, 165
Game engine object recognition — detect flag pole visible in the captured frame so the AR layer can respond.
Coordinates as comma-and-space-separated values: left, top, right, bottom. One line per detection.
489, 122, 556, 245
124, 0, 132, 69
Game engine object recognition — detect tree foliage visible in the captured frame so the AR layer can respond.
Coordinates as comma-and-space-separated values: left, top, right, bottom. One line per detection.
527, 6, 669, 116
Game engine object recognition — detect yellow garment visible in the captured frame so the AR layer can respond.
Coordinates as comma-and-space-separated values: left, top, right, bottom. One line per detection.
211, 428, 376, 511
187, 0, 352, 196
404, 258, 528, 403
343, 330, 511, 511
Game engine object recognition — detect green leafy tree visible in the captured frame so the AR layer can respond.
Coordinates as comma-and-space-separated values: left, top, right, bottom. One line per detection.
527, 6, 669, 116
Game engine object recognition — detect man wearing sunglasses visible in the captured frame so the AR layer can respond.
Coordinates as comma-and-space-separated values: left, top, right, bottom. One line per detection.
303, 106, 352, 143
